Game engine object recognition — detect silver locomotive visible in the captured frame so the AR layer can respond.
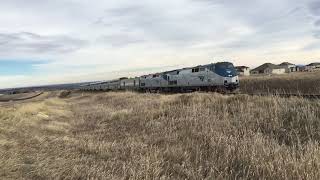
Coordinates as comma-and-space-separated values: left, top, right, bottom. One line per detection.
80, 62, 239, 92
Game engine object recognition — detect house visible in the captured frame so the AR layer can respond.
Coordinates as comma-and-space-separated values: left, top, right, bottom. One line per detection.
300, 66, 312, 72
235, 66, 250, 76
250, 63, 286, 75
293, 64, 304, 72
306, 62, 320, 71
278, 62, 297, 73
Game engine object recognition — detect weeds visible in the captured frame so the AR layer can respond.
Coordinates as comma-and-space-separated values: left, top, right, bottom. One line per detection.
240, 71, 320, 94
1, 92, 320, 179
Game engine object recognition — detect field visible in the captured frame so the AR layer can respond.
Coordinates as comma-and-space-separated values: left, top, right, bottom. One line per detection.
240, 71, 320, 94
1, 72, 320, 179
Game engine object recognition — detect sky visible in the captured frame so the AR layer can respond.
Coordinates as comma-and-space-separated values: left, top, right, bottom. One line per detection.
0, 0, 320, 88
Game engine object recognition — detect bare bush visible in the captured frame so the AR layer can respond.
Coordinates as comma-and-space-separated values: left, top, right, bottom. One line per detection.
59, 91, 71, 98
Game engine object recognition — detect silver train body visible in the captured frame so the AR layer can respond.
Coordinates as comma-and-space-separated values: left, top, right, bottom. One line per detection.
80, 62, 239, 92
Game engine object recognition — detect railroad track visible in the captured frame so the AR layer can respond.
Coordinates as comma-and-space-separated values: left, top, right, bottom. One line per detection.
80, 88, 320, 100
228, 92, 320, 99
0, 92, 44, 102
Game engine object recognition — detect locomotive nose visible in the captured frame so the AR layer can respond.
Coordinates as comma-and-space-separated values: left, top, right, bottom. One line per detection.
224, 77, 239, 90
224, 77, 238, 84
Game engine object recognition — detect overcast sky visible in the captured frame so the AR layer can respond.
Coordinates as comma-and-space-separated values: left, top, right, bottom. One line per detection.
0, 0, 320, 88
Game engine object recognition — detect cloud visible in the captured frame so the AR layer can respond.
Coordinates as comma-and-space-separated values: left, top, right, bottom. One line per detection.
98, 34, 145, 47
0, 32, 87, 55
1, 0, 320, 88
97, 2, 229, 47
314, 30, 320, 39
303, 41, 320, 51
309, 1, 320, 16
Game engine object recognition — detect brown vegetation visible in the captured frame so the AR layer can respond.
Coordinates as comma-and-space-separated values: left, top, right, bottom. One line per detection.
240, 71, 320, 94
59, 90, 72, 98
1, 92, 320, 179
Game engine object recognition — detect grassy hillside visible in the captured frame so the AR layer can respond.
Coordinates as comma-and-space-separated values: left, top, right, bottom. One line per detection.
1, 92, 320, 179
240, 71, 320, 94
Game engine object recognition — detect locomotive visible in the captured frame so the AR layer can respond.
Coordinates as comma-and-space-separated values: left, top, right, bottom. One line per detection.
80, 62, 239, 92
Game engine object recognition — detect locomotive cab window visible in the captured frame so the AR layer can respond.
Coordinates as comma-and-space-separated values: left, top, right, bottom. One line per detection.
162, 74, 169, 80
192, 68, 199, 73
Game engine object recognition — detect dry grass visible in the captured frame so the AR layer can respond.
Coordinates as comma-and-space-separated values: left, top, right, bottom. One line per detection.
0, 98, 72, 179
240, 71, 320, 94
1, 92, 320, 179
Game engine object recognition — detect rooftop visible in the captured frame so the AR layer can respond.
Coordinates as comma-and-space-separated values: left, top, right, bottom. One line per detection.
307, 62, 320, 66
279, 62, 295, 66
236, 66, 249, 69
251, 63, 284, 72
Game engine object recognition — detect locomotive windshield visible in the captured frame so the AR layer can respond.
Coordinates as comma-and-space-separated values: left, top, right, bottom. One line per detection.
215, 62, 234, 69
214, 62, 237, 77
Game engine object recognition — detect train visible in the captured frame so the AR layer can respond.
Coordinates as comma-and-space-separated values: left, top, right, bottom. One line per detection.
80, 62, 239, 93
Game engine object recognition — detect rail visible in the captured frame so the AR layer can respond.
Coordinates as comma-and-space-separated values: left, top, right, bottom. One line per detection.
0, 92, 44, 102
228, 92, 320, 99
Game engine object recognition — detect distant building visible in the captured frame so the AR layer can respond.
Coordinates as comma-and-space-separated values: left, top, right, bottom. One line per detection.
299, 66, 312, 72
278, 62, 297, 73
294, 64, 304, 72
306, 62, 320, 71
235, 66, 250, 76
250, 63, 286, 75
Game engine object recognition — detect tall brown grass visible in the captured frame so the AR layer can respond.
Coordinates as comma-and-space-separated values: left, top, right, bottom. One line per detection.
1, 92, 320, 179
240, 71, 320, 94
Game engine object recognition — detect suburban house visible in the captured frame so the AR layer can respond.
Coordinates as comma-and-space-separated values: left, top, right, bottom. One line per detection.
278, 62, 297, 73
250, 63, 286, 75
235, 66, 250, 76
300, 65, 313, 72
306, 62, 320, 70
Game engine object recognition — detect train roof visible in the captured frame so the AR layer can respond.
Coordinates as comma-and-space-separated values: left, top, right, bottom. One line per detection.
83, 61, 234, 84
144, 62, 233, 76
